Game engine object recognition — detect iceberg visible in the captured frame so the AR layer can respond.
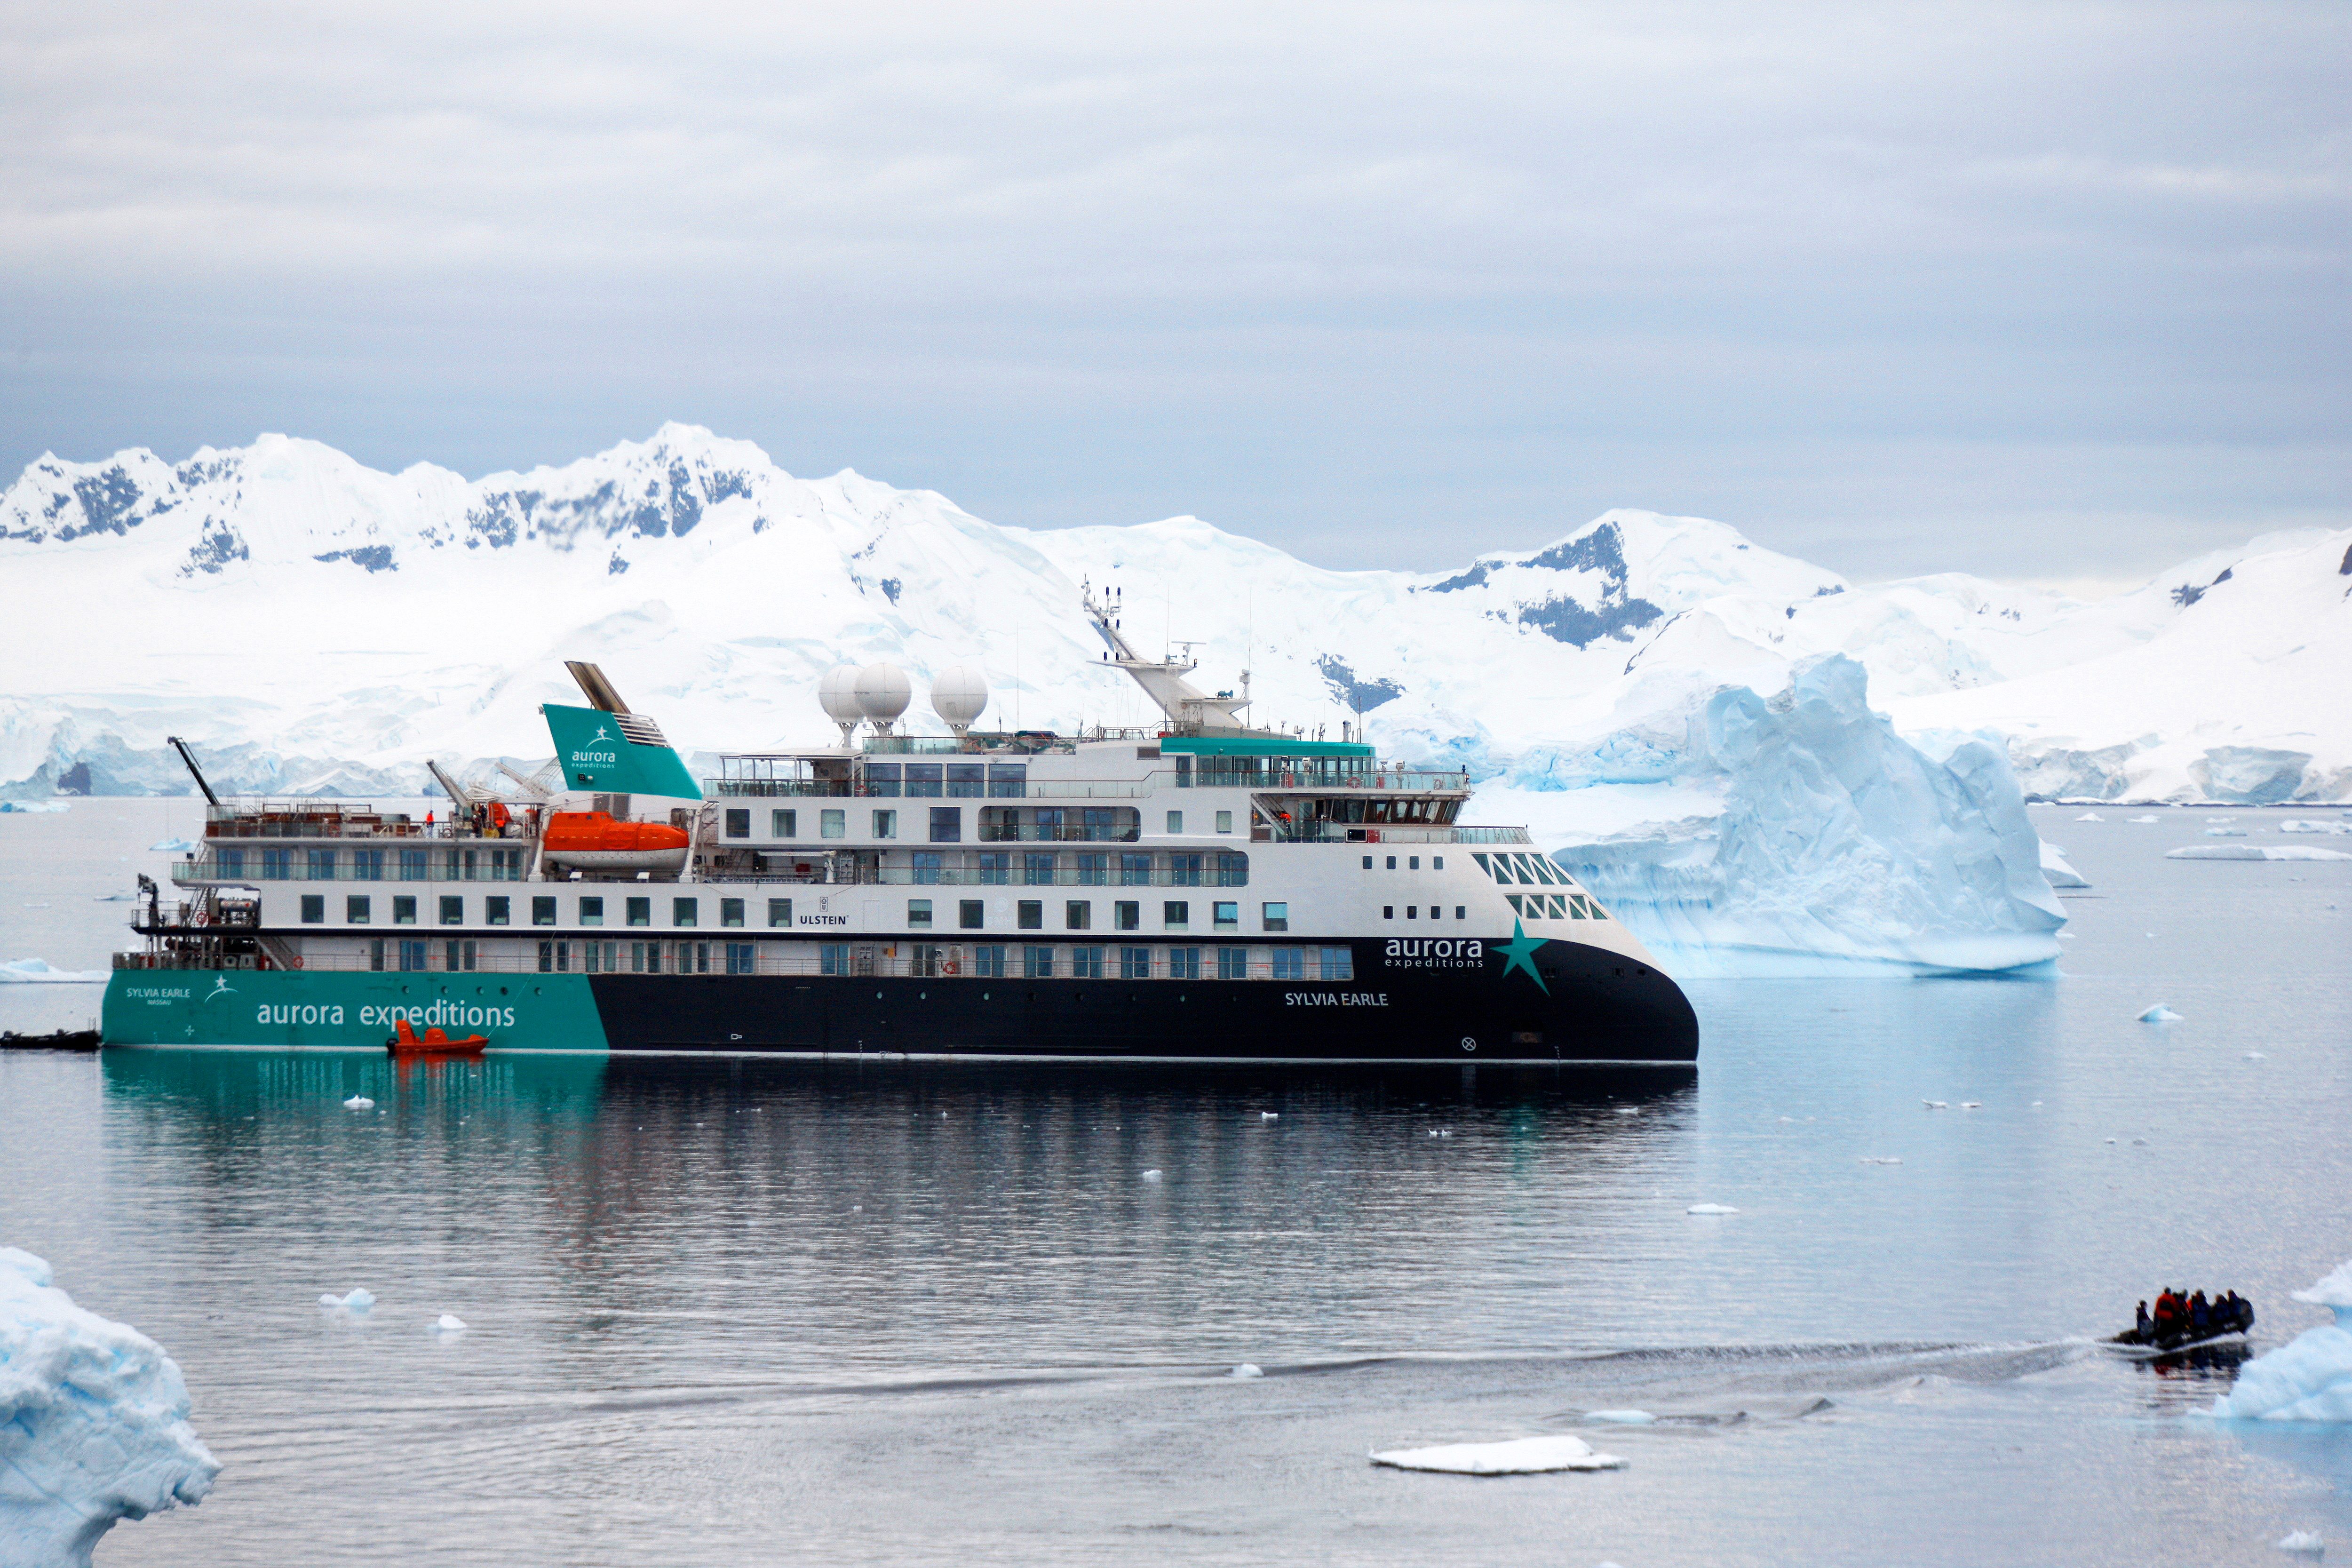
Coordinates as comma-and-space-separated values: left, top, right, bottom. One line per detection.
2210, 1260, 2352, 1423
2040, 840, 2090, 889
2169, 846, 2352, 862
0, 959, 108, 985
2137, 1004, 2184, 1022
0, 1248, 218, 1568
1542, 656, 2065, 977
1685, 1203, 1740, 1215
1369, 1434, 1627, 1474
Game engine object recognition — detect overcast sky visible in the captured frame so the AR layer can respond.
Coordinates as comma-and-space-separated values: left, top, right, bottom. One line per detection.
2, 0, 2344, 585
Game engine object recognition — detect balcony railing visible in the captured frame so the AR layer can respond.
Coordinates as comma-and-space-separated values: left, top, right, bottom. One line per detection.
1260, 823, 1532, 845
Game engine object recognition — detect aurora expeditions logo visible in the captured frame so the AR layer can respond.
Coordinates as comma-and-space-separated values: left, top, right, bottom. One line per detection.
1383, 938, 1482, 970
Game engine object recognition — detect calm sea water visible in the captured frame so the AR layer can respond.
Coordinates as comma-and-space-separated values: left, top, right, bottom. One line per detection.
2, 800, 2348, 1566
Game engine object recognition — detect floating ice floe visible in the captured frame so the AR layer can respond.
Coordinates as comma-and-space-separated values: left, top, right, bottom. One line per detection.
1613, 1106, 1639, 1115
2170, 846, 2352, 862
1961, 1101, 1982, 1109
341, 1095, 374, 1110
92, 892, 137, 901
2137, 1004, 2185, 1023
1585, 1410, 1655, 1424
0, 957, 109, 984
2074, 811, 2104, 822
2277, 1530, 2326, 1554
1923, 1100, 1949, 1109
1259, 1111, 1279, 1120
1229, 1363, 1263, 1379
2246, 1051, 2267, 1060
1860, 1157, 1902, 1165
316, 1288, 375, 1313
2279, 820, 2352, 836
1369, 1434, 1626, 1475
1139, 1170, 1162, 1182
0, 1248, 217, 1567
1686, 1203, 1739, 1216
430, 1314, 467, 1334
2129, 814, 2160, 824
2211, 1259, 2352, 1423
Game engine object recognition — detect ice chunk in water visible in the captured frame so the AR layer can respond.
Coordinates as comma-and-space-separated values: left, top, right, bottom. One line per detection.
1861, 1157, 1902, 1165
1585, 1410, 1655, 1424
0, 1248, 217, 1566
2137, 1004, 2184, 1022
2209, 1259, 2352, 1422
1259, 1112, 1279, 1120
1229, 1363, 1263, 1379
2129, 814, 2159, 823
316, 1288, 374, 1313
431, 1313, 467, 1334
342, 1095, 374, 1109
1686, 1203, 1739, 1215
2277, 1530, 2325, 1554
2074, 811, 2104, 821
1139, 1169, 1162, 1182
1370, 1434, 1626, 1474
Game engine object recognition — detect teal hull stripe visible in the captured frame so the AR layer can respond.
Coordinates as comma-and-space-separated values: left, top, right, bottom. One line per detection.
103, 971, 610, 1051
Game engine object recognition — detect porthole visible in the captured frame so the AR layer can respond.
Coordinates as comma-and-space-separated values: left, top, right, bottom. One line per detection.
1460, 1036, 1477, 1052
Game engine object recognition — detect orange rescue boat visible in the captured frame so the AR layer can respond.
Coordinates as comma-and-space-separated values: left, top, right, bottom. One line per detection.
387, 1017, 489, 1056
539, 811, 691, 875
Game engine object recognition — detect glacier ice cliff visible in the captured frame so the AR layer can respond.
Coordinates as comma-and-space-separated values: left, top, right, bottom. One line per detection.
0, 1248, 218, 1568
1536, 655, 2065, 977
2210, 1260, 2352, 1423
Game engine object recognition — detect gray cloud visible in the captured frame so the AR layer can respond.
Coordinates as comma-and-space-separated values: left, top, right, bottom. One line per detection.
1, 0, 2344, 578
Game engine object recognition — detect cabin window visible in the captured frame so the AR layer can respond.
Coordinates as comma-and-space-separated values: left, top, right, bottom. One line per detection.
264, 848, 292, 880
1406, 906, 1418, 920
579, 897, 603, 926
1319, 947, 1353, 980
1386, 856, 1397, 870
1023, 945, 1055, 978
1261, 902, 1289, 933
821, 809, 845, 839
872, 809, 897, 840
672, 898, 698, 928
959, 899, 984, 931
1216, 810, 1233, 835
1166, 811, 1183, 835
1076, 853, 1108, 886
216, 847, 246, 878
772, 808, 796, 838
1271, 948, 1305, 981
1163, 901, 1188, 931
308, 848, 336, 879
1213, 901, 1239, 931
624, 897, 648, 927
683, 941, 710, 974
929, 808, 961, 844
820, 944, 849, 976
1118, 852, 1149, 887
866, 764, 902, 797
1168, 947, 1201, 979
904, 764, 943, 797
975, 944, 1008, 977
724, 809, 750, 839
1027, 852, 1060, 886
532, 896, 556, 926
441, 896, 464, 925
986, 764, 1026, 797
353, 849, 384, 881
401, 940, 430, 972
1114, 900, 1139, 931
1120, 946, 1151, 979
1433, 856, 1444, 870
907, 899, 933, 929
768, 898, 792, 928
1409, 856, 1420, 870
344, 895, 369, 924
1168, 853, 1202, 886
367, 938, 385, 970
1217, 947, 1248, 979
447, 939, 476, 972
946, 764, 984, 798
486, 896, 510, 926
1362, 855, 1373, 869
1383, 906, 1393, 919
393, 896, 417, 925
725, 943, 755, 975
913, 852, 944, 885
1217, 853, 1249, 887
1065, 900, 1091, 931
720, 898, 745, 928
1071, 946, 1104, 979
1017, 900, 1043, 931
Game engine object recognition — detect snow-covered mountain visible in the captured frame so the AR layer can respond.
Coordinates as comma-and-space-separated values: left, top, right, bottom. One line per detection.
1, 422, 2342, 812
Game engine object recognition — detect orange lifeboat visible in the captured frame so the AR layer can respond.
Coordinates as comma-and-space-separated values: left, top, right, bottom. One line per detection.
540, 811, 691, 874
388, 1018, 488, 1056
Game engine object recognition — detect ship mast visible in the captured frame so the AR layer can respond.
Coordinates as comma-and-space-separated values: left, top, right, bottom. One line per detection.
1080, 581, 1259, 736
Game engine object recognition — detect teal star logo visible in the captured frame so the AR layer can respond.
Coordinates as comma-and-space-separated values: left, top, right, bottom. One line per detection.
1495, 919, 1548, 993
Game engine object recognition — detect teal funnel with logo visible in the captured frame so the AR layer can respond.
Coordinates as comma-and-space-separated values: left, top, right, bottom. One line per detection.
541, 703, 700, 798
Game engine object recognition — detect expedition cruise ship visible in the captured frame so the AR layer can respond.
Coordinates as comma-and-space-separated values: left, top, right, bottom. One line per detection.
103, 591, 1698, 1065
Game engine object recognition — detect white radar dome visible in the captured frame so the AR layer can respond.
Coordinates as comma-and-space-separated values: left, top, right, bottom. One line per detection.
853, 662, 913, 725
818, 665, 864, 726
930, 666, 990, 732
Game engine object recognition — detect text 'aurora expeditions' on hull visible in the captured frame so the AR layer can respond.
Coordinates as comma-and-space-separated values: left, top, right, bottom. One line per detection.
103, 623, 1699, 1067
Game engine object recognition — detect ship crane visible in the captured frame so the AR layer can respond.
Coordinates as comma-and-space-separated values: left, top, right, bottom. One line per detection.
1080, 581, 1258, 736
